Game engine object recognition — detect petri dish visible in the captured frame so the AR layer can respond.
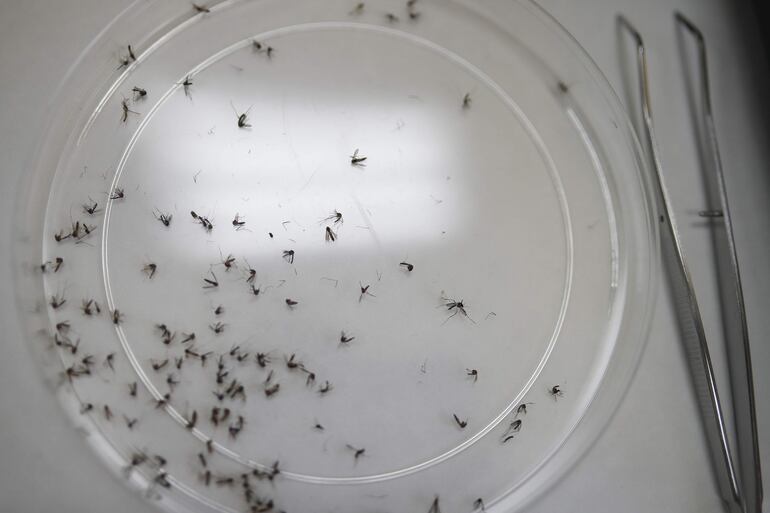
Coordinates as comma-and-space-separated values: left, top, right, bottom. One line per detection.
12, 0, 658, 512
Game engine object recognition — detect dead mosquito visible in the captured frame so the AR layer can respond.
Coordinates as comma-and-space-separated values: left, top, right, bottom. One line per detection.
251, 40, 274, 58
236, 110, 251, 128
322, 210, 343, 226
202, 270, 219, 289
209, 322, 225, 334
142, 263, 157, 279
128, 381, 137, 397
120, 99, 138, 123
318, 380, 333, 395
549, 384, 564, 399
110, 187, 125, 200
41, 257, 65, 273
325, 226, 337, 242
345, 444, 365, 461
220, 253, 236, 271
385, 13, 400, 22
340, 331, 355, 344
80, 403, 93, 414
192, 3, 210, 13
228, 415, 245, 439
442, 295, 475, 323
214, 305, 224, 315
462, 92, 472, 109
81, 298, 101, 316
282, 249, 295, 263
185, 410, 198, 430
466, 368, 478, 382
182, 75, 193, 98
359, 282, 375, 302
103, 404, 113, 421
104, 352, 115, 371
399, 261, 414, 272
82, 199, 99, 215
264, 382, 280, 397
232, 213, 246, 229
190, 210, 213, 231
407, 0, 421, 19
452, 413, 468, 429
131, 86, 147, 100
124, 415, 138, 430
285, 353, 301, 370
255, 352, 270, 368
153, 209, 172, 227
49, 292, 66, 309
151, 359, 169, 371
285, 298, 298, 307
474, 498, 485, 512
181, 332, 196, 344
428, 495, 441, 513
350, 148, 367, 166
514, 402, 533, 417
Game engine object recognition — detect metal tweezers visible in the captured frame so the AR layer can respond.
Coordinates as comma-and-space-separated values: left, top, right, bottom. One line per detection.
618, 14, 762, 513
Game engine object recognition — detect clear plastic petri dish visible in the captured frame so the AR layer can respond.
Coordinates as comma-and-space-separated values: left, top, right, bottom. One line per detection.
12, 1, 658, 512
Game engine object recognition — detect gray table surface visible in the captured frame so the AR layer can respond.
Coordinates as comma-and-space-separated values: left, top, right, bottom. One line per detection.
1, 1, 767, 512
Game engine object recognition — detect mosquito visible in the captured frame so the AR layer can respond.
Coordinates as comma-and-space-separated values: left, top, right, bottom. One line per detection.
232, 213, 246, 230
182, 75, 193, 98
466, 368, 478, 382
441, 295, 475, 324
83, 199, 99, 215
202, 270, 219, 289
346, 444, 365, 461
323, 210, 343, 225
452, 413, 468, 429
110, 187, 125, 200
340, 331, 355, 344
549, 384, 564, 400
282, 249, 295, 263
153, 209, 172, 227
399, 261, 414, 272
325, 226, 337, 242
120, 99, 138, 123
142, 263, 157, 279
462, 92, 472, 109
350, 148, 367, 166
359, 283, 375, 302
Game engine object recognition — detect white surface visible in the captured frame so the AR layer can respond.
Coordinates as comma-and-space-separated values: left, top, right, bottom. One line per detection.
0, 1, 767, 513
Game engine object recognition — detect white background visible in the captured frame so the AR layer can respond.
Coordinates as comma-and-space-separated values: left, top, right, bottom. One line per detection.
0, 1, 767, 512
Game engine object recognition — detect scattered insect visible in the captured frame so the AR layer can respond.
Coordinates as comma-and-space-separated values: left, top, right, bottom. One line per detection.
214, 305, 224, 315
233, 213, 246, 229
142, 263, 157, 279
251, 40, 275, 57
340, 331, 355, 344
442, 295, 475, 323
428, 495, 441, 513
385, 12, 400, 22
154, 472, 171, 488
346, 444, 366, 461
81, 298, 101, 316
474, 498, 485, 511
151, 359, 169, 371
268, 232, 274, 238
466, 368, 478, 382
322, 226, 337, 242
557, 81, 569, 94
502, 435, 515, 443
120, 99, 138, 123
49, 292, 66, 309
128, 381, 137, 397
359, 283, 375, 302
201, 470, 212, 486
110, 187, 125, 200
154, 393, 172, 409
285, 298, 298, 307
103, 404, 113, 421
318, 381, 333, 395
282, 249, 295, 263
206, 439, 213, 453
202, 270, 219, 289
80, 403, 93, 414
166, 373, 179, 389
82, 199, 99, 215
462, 92, 472, 109
285, 353, 301, 370
264, 382, 280, 397
124, 415, 138, 430
453, 413, 468, 429
236, 110, 251, 128
132, 86, 147, 100
504, 419, 522, 436
399, 261, 414, 272
198, 453, 207, 467
407, 0, 421, 19
350, 148, 367, 166
229, 415, 245, 439
220, 253, 236, 271
192, 3, 210, 13
181, 332, 196, 344
303, 368, 316, 386
255, 352, 270, 368
549, 384, 564, 399
104, 352, 115, 371
185, 410, 198, 430
210, 322, 225, 334
349, 2, 364, 15
515, 402, 533, 417
153, 209, 172, 227
182, 75, 193, 98
314, 422, 324, 431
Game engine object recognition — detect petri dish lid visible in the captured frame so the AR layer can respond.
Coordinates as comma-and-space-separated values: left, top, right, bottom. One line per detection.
14, 1, 658, 512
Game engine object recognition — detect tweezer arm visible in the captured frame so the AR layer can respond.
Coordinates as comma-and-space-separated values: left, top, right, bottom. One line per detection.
617, 15, 742, 512
675, 12, 763, 513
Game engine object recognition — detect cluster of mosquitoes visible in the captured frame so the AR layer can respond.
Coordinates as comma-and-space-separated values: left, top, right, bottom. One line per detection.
42, 2, 567, 512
